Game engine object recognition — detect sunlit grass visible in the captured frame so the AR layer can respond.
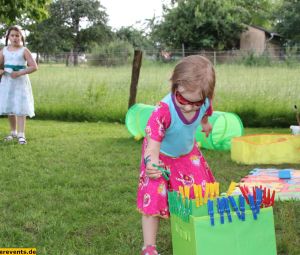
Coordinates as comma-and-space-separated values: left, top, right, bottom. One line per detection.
0, 119, 299, 254
30, 63, 300, 126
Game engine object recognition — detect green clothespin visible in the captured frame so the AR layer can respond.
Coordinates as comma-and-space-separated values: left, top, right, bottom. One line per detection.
152, 163, 170, 181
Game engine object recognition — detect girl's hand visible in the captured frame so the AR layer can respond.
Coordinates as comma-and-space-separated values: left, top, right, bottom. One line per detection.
10, 71, 22, 78
144, 156, 163, 179
0, 69, 4, 75
201, 121, 212, 137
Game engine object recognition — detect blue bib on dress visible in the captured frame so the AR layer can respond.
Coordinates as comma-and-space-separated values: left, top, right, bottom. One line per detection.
160, 93, 210, 157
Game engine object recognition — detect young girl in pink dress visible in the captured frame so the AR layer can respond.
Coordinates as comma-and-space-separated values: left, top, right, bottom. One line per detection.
137, 55, 216, 255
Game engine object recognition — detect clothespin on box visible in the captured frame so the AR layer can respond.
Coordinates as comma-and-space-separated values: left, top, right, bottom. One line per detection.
227, 181, 236, 196
248, 194, 257, 220
223, 197, 232, 223
207, 199, 214, 226
228, 196, 241, 220
193, 185, 200, 207
217, 198, 225, 224
239, 195, 245, 221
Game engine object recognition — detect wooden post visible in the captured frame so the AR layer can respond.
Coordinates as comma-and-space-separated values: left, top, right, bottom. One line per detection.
128, 50, 143, 109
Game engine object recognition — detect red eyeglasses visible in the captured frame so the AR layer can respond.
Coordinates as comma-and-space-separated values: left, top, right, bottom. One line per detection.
175, 91, 204, 107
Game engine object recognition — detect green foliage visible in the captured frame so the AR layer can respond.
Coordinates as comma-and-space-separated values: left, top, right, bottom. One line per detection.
275, 0, 300, 45
152, 0, 251, 50
0, 0, 50, 26
115, 26, 153, 50
87, 40, 134, 66
27, 0, 112, 60
239, 51, 272, 67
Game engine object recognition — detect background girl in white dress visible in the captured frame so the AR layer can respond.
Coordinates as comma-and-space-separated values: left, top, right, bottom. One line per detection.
0, 26, 38, 144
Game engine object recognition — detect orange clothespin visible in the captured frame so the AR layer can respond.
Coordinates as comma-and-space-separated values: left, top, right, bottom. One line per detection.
215, 182, 220, 197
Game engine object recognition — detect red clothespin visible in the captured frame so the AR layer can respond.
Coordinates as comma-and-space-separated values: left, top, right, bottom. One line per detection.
239, 186, 249, 204
252, 187, 257, 204
270, 190, 276, 206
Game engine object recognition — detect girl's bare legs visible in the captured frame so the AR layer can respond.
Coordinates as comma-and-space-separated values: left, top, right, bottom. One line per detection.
142, 215, 160, 246
16, 115, 26, 137
8, 115, 17, 135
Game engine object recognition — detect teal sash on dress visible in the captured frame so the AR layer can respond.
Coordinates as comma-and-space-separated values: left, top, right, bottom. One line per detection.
4, 64, 26, 71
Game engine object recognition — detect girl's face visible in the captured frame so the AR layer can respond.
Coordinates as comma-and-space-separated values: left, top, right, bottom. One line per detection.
8, 30, 22, 47
175, 86, 204, 113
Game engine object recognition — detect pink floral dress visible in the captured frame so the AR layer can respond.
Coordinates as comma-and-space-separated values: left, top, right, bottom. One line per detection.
137, 101, 215, 218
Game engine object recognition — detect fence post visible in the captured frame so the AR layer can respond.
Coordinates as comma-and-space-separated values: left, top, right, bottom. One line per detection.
214, 51, 216, 65
182, 43, 185, 57
128, 50, 143, 109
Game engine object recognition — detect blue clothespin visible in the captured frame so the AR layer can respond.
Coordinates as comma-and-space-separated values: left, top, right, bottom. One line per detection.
239, 195, 245, 221
248, 194, 257, 220
255, 187, 262, 214
223, 197, 232, 223
208, 199, 214, 226
228, 196, 241, 220
217, 198, 225, 224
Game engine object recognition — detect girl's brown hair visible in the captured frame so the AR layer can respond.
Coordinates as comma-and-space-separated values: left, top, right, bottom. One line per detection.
5, 26, 25, 46
170, 55, 215, 99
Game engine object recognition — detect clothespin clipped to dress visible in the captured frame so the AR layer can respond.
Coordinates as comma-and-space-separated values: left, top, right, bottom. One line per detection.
223, 197, 232, 223
152, 163, 170, 181
208, 199, 215, 226
209, 183, 215, 199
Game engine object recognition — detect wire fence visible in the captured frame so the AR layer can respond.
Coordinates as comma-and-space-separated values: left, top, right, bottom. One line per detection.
36, 46, 300, 66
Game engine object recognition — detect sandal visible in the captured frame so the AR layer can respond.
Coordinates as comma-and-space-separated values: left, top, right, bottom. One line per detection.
18, 137, 27, 145
141, 245, 159, 255
4, 134, 17, 142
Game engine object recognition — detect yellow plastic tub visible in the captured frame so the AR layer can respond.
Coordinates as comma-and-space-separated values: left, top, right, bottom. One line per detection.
231, 134, 300, 164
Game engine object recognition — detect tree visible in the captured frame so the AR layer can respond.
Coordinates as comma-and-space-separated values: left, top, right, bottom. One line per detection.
115, 26, 153, 49
28, 0, 111, 65
274, 0, 300, 45
0, 0, 49, 25
152, 0, 276, 51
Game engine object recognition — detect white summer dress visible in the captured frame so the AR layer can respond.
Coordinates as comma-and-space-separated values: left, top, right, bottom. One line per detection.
0, 46, 35, 117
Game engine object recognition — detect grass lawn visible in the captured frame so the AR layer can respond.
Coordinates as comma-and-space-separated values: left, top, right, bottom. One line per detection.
0, 119, 299, 254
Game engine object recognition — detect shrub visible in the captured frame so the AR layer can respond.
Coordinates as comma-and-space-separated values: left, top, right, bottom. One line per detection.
87, 40, 134, 66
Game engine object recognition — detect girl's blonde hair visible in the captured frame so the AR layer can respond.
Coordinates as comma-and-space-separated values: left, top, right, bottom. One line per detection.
5, 26, 25, 46
170, 55, 215, 99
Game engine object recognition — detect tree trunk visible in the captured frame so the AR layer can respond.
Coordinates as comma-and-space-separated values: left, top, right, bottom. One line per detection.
128, 50, 143, 109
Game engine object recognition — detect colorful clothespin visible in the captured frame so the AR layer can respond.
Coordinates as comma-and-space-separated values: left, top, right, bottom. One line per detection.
184, 185, 190, 200
248, 194, 257, 220
209, 183, 213, 199
215, 182, 220, 197
227, 181, 236, 196
223, 197, 232, 223
270, 190, 276, 206
255, 187, 262, 214
228, 196, 241, 220
204, 182, 209, 204
239, 195, 245, 221
207, 199, 214, 226
239, 185, 250, 204
193, 184, 200, 207
152, 163, 170, 181
217, 198, 225, 224
198, 185, 203, 206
